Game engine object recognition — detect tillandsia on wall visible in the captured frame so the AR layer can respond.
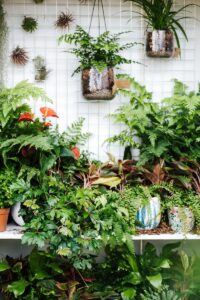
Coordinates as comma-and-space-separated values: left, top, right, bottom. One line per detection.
33, 56, 51, 81
0, 0, 8, 88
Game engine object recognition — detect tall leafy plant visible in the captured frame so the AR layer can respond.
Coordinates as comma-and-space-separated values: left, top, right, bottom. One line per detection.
0, 0, 8, 88
125, 0, 198, 48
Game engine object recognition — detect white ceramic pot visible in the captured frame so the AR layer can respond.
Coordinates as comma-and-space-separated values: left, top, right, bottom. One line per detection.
11, 203, 25, 226
168, 207, 194, 233
136, 197, 161, 230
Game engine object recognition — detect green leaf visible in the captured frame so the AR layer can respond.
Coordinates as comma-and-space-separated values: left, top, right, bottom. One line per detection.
7, 279, 29, 297
0, 260, 10, 272
121, 288, 136, 300
147, 273, 162, 289
92, 176, 121, 187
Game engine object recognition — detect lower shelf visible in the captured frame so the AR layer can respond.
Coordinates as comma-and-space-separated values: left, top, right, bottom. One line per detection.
1, 225, 200, 241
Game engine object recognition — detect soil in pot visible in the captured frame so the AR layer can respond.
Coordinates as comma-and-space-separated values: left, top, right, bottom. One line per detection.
168, 207, 194, 233
82, 67, 115, 100
0, 208, 10, 232
146, 30, 174, 58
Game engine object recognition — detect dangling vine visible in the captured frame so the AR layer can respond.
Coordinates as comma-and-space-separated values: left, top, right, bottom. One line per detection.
0, 0, 8, 88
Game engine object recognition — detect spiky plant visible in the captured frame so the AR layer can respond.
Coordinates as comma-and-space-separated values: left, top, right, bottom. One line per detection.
125, 0, 198, 49
55, 11, 74, 30
0, 0, 8, 88
22, 16, 38, 33
11, 47, 29, 65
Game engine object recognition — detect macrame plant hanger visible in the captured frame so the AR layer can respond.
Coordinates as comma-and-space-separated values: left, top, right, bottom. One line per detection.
88, 0, 107, 35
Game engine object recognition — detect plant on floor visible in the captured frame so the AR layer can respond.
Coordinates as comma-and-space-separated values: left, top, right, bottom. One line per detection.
0, 0, 8, 88
107, 74, 200, 165
59, 25, 140, 75
21, 16, 38, 33
125, 0, 197, 49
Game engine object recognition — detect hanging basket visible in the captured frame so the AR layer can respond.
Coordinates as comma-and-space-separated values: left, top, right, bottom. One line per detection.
82, 67, 115, 100
146, 30, 174, 58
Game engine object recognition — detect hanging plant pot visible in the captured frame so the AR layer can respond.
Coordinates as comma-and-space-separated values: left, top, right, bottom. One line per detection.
146, 30, 174, 58
82, 67, 115, 100
136, 197, 161, 230
168, 207, 194, 233
0, 208, 10, 232
11, 203, 25, 227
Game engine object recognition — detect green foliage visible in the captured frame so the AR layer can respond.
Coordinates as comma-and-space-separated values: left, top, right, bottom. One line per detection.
107, 74, 200, 165
140, 286, 181, 300
21, 16, 38, 33
59, 25, 141, 75
0, 0, 8, 88
126, 0, 198, 48
0, 169, 17, 208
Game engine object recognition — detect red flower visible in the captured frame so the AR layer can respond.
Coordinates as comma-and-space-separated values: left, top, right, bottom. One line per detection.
21, 147, 28, 157
71, 146, 80, 160
18, 112, 34, 122
84, 278, 95, 283
44, 122, 52, 127
40, 107, 58, 118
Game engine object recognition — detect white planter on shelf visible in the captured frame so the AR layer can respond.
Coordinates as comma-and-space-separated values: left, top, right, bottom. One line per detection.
11, 203, 25, 226
136, 197, 161, 230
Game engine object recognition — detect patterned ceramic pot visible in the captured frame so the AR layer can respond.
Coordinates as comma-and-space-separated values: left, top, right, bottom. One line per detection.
136, 197, 161, 230
82, 67, 115, 100
146, 30, 174, 58
168, 207, 194, 233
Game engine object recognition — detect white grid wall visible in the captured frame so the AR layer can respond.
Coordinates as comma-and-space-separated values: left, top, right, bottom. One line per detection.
4, 0, 200, 161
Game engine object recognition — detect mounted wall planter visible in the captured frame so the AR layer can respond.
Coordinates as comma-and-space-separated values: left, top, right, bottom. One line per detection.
0, 208, 10, 232
168, 207, 194, 233
136, 197, 161, 230
11, 203, 25, 227
82, 67, 115, 100
146, 30, 174, 58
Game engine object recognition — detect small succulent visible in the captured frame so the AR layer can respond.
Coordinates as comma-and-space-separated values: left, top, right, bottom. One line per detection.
55, 11, 74, 30
33, 56, 51, 81
11, 46, 29, 65
22, 16, 38, 33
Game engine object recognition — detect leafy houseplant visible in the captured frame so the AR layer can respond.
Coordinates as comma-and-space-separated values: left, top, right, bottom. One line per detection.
126, 0, 197, 57
59, 25, 140, 100
0, 169, 16, 232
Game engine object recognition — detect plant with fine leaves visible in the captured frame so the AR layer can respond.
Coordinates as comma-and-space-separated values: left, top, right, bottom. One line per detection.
125, 0, 198, 49
59, 25, 141, 75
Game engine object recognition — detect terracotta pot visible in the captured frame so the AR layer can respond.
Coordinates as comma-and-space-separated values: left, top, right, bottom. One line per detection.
0, 208, 10, 232
146, 30, 174, 58
136, 197, 161, 230
82, 67, 115, 100
168, 207, 194, 233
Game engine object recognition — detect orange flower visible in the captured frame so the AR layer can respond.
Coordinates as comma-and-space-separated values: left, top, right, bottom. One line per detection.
44, 122, 52, 127
71, 146, 80, 160
84, 278, 95, 283
40, 107, 58, 118
18, 112, 34, 122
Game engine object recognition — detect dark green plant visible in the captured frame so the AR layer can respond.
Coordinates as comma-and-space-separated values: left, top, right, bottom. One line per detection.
0, 0, 8, 88
21, 16, 38, 33
125, 0, 198, 48
140, 286, 181, 300
0, 169, 16, 208
59, 25, 141, 75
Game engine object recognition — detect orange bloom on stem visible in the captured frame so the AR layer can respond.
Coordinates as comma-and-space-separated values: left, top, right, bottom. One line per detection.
44, 122, 52, 127
40, 107, 58, 118
18, 112, 34, 122
71, 146, 80, 160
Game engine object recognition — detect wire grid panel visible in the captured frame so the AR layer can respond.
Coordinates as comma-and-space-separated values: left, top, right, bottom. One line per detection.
4, 0, 200, 161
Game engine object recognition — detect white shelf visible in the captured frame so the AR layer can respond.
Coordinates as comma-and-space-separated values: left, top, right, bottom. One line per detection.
132, 233, 200, 240
0, 224, 23, 240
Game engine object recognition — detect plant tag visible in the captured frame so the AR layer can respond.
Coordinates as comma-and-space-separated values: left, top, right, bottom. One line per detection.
173, 48, 181, 58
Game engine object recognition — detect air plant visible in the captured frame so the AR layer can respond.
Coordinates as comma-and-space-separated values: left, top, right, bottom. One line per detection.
0, 0, 8, 88
55, 11, 74, 30
11, 46, 29, 65
22, 16, 38, 33
33, 0, 44, 3
33, 56, 51, 81
125, 0, 198, 49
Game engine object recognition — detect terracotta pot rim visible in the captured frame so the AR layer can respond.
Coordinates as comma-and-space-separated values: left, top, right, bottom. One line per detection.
0, 208, 10, 213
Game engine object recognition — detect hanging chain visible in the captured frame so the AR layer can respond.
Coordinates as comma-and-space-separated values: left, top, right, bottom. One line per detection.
88, 0, 107, 34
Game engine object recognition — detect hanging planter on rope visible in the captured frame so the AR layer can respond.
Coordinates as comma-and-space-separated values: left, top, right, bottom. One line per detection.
59, 0, 140, 100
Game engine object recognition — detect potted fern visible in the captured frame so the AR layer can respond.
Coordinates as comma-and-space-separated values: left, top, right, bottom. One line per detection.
126, 0, 197, 58
59, 26, 140, 100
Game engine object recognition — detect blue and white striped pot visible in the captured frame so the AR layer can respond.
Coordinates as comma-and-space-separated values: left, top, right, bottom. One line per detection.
136, 197, 161, 230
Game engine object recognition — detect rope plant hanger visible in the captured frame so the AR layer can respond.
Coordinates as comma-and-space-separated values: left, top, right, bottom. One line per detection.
88, 0, 107, 35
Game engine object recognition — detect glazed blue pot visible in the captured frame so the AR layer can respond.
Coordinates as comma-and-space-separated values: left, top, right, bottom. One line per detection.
136, 197, 161, 230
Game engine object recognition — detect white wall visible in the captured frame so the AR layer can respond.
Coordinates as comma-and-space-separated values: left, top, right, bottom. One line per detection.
4, 0, 200, 161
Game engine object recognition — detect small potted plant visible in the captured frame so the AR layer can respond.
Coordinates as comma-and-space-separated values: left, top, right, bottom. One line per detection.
0, 170, 16, 232
164, 188, 200, 233
126, 0, 198, 58
59, 25, 140, 100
